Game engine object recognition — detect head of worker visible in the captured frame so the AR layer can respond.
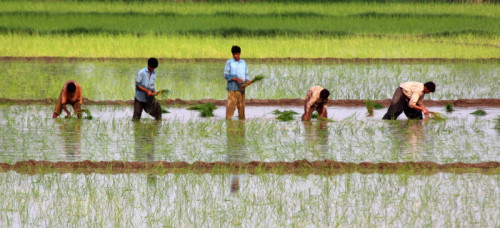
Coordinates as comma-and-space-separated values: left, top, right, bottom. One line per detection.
67, 82, 77, 94
147, 57, 159, 72
231, 45, 241, 61
423, 81, 436, 94
320, 89, 330, 103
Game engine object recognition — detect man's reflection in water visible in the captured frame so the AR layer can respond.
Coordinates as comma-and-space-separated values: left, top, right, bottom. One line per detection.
226, 120, 246, 194
133, 121, 161, 186
57, 119, 82, 161
388, 120, 425, 160
303, 120, 329, 160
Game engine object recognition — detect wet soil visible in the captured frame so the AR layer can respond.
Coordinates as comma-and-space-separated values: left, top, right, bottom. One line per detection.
1, 160, 498, 175
1, 56, 500, 64
1, 98, 500, 107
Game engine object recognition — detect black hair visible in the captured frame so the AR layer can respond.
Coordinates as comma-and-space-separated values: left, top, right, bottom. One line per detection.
424, 81, 436, 92
320, 89, 330, 99
148, 57, 159, 68
67, 82, 76, 93
231, 45, 241, 54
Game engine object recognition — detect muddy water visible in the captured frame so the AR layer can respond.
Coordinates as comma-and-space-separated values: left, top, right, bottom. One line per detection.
0, 105, 498, 164
0, 172, 498, 227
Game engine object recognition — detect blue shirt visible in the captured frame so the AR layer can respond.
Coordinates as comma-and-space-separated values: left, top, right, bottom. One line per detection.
224, 58, 249, 91
135, 67, 156, 102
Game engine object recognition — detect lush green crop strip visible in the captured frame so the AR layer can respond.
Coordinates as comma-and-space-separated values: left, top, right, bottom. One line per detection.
1, 2, 498, 17
1, 160, 499, 175
1, 34, 498, 59
0, 12, 497, 37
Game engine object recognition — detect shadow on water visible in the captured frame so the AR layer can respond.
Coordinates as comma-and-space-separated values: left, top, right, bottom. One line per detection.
133, 121, 161, 186
387, 120, 426, 160
303, 120, 329, 160
226, 120, 247, 194
57, 119, 82, 161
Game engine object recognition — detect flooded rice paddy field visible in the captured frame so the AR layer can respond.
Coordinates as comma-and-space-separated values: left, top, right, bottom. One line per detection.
1, 59, 499, 100
0, 104, 498, 164
0, 171, 498, 227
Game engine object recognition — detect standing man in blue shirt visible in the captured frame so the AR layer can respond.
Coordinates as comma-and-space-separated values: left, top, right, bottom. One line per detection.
224, 45, 250, 120
133, 57, 162, 121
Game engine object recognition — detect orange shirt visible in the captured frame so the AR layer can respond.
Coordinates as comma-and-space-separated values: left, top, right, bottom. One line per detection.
61, 80, 82, 105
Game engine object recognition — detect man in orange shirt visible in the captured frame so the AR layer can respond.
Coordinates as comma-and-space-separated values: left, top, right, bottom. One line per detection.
52, 80, 83, 119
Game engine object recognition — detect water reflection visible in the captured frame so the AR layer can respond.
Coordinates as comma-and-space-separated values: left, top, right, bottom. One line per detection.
57, 119, 82, 161
388, 120, 425, 160
133, 121, 161, 186
226, 120, 247, 193
303, 120, 329, 160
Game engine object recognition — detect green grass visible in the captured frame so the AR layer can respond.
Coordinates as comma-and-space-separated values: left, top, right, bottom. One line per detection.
0, 1, 498, 58
1, 34, 498, 58
187, 103, 216, 117
471, 110, 487, 116
0, 60, 499, 100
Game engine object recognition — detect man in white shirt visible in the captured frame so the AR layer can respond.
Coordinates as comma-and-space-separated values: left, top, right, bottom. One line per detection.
382, 81, 436, 120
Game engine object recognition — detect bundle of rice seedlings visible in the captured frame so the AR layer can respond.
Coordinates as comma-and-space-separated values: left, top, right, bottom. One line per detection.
445, 102, 455, 112
311, 112, 319, 119
188, 103, 216, 117
156, 89, 170, 96
364, 100, 383, 116
470, 110, 487, 116
161, 108, 170, 113
494, 116, 500, 129
429, 111, 446, 120
241, 75, 265, 90
272, 109, 298, 121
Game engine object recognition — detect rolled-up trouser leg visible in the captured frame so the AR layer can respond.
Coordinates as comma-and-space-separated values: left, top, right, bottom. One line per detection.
144, 99, 162, 121
383, 87, 407, 120
133, 99, 144, 120
237, 91, 245, 120
404, 104, 423, 119
226, 91, 237, 120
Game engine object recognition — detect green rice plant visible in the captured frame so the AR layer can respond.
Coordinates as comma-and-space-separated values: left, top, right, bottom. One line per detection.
311, 112, 319, 119
429, 111, 446, 121
364, 100, 384, 116
272, 109, 298, 121
80, 108, 93, 120
161, 108, 170, 114
445, 102, 455, 112
470, 110, 487, 116
494, 116, 500, 129
187, 103, 216, 117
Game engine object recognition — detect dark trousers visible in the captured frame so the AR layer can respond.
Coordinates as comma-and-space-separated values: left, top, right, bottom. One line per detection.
383, 87, 423, 120
133, 99, 162, 121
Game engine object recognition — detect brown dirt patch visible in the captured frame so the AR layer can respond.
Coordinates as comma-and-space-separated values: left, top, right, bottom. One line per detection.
1, 160, 498, 175
1, 98, 500, 107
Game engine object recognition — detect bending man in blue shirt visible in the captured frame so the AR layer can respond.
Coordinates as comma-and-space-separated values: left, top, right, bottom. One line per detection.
224, 46, 250, 120
133, 58, 162, 121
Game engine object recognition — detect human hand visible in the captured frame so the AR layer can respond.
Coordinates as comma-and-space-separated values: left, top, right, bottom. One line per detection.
147, 90, 153, 96
423, 108, 429, 115
233, 78, 243, 84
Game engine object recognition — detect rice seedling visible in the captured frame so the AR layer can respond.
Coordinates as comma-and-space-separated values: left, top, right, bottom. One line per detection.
429, 111, 446, 120
364, 100, 383, 116
494, 116, 500, 129
272, 109, 298, 121
187, 103, 216, 117
445, 102, 455, 112
470, 110, 487, 116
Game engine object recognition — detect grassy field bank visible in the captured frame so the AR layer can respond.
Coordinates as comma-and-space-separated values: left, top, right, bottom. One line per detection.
0, 1, 498, 58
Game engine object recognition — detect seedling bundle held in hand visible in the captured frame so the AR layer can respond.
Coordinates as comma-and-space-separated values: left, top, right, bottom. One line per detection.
241, 75, 265, 91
